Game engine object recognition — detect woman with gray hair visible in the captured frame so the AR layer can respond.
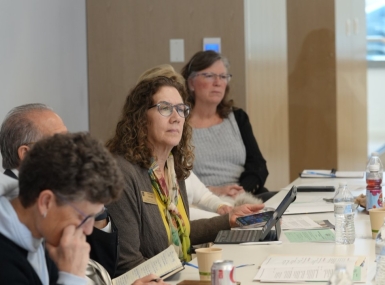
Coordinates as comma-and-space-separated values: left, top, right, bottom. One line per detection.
0, 132, 167, 285
181, 51, 273, 201
0, 132, 121, 284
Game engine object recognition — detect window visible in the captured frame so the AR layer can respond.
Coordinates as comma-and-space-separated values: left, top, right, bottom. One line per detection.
366, 0, 385, 61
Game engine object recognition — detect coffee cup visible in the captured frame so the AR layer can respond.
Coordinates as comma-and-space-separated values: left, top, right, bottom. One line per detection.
195, 247, 222, 280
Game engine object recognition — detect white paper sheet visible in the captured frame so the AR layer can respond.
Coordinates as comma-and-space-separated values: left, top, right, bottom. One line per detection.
254, 255, 366, 282
281, 216, 322, 230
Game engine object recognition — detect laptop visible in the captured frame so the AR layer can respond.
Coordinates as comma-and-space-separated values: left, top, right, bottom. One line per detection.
214, 186, 297, 244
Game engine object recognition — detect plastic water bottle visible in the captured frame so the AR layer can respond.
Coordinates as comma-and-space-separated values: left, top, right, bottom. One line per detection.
366, 152, 383, 211
375, 218, 385, 284
366, 152, 384, 178
327, 263, 352, 285
333, 182, 355, 244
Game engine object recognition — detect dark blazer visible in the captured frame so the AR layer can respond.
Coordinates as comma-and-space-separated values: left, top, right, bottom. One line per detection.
0, 233, 59, 284
3, 169, 119, 278
86, 216, 119, 278
108, 157, 231, 276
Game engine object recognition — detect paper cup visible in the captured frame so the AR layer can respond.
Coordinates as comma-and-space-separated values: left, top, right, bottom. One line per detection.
369, 208, 385, 239
195, 247, 222, 280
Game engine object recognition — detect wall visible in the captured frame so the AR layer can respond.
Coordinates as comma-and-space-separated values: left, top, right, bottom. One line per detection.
0, 1, 376, 188
88, 0, 368, 190
287, 0, 338, 180
287, 0, 367, 180
335, 0, 367, 171
0, 0, 89, 171
367, 66, 385, 154
244, 1, 290, 191
86, 0, 245, 142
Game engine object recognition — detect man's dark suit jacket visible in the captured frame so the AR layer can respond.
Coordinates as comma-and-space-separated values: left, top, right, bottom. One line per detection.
3, 169, 119, 278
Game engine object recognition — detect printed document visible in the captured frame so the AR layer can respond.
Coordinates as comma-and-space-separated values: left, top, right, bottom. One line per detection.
254, 255, 366, 282
281, 216, 323, 230
282, 229, 335, 243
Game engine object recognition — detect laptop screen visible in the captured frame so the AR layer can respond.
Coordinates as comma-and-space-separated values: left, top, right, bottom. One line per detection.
259, 186, 297, 240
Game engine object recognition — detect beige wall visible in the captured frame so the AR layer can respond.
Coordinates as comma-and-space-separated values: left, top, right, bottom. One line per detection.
335, 0, 367, 171
244, 1, 290, 190
287, 0, 338, 180
286, 0, 367, 181
87, 0, 245, 142
87, 0, 368, 190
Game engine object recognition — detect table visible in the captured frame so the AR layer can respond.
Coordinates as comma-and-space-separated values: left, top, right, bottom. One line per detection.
167, 174, 377, 284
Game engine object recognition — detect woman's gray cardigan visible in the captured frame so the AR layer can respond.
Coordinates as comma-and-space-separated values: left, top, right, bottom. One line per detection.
107, 156, 231, 277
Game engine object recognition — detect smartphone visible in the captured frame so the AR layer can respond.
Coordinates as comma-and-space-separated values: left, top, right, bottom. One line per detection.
297, 186, 335, 192
235, 211, 274, 228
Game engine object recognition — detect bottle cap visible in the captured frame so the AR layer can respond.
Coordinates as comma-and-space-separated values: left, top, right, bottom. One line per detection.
369, 164, 380, 172
338, 182, 347, 187
372, 152, 379, 156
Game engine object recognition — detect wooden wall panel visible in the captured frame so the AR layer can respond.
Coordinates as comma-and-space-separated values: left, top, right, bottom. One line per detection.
287, 0, 338, 180
287, 0, 367, 180
244, 1, 290, 190
87, 0, 367, 190
86, 0, 245, 142
335, 0, 367, 170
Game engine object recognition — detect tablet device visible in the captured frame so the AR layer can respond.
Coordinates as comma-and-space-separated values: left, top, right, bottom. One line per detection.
214, 186, 297, 244
235, 211, 274, 228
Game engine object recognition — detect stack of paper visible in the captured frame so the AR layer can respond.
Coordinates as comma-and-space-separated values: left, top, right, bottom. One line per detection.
280, 216, 336, 243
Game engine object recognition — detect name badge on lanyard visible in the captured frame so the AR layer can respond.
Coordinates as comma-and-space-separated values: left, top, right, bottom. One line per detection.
141, 191, 157, 205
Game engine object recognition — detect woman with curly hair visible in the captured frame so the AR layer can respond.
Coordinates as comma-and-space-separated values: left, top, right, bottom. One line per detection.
106, 76, 264, 276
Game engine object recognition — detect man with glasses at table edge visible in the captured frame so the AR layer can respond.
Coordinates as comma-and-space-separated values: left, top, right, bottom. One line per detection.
0, 103, 120, 279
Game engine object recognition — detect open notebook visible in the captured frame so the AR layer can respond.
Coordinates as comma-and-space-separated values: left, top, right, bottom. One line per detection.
112, 245, 184, 285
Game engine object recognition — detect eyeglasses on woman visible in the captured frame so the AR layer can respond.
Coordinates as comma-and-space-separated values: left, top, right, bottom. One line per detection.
148, 101, 190, 118
192, 72, 232, 83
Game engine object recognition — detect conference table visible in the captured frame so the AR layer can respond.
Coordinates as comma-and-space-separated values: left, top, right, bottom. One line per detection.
167, 174, 377, 284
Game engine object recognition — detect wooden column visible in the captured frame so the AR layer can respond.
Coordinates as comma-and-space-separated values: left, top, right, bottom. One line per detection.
287, 0, 367, 180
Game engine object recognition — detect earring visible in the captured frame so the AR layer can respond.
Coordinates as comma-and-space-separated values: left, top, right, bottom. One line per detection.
43, 212, 47, 218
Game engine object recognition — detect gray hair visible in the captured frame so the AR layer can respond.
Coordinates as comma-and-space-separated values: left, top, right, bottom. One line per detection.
19, 132, 123, 207
0, 103, 53, 169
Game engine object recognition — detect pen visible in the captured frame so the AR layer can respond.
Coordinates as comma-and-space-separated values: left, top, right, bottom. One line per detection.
183, 262, 199, 269
239, 241, 282, 246
236, 263, 255, 268
306, 171, 336, 177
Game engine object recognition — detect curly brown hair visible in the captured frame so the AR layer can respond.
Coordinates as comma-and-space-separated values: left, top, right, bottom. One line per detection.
19, 132, 123, 208
106, 76, 194, 180
181, 50, 234, 118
